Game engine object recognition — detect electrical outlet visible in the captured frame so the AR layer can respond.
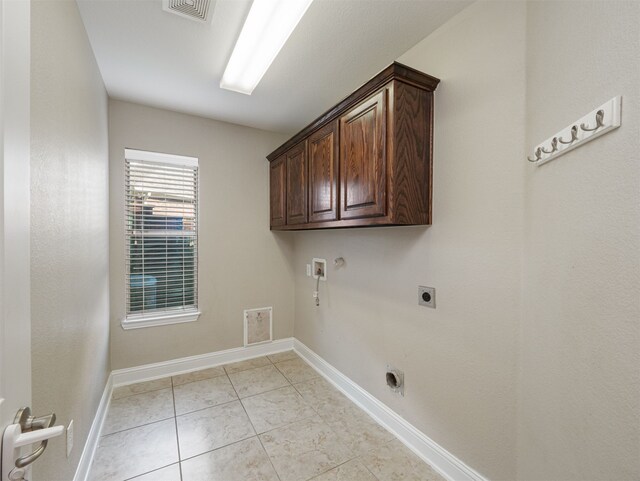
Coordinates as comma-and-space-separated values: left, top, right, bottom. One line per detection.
418, 286, 436, 308
66, 420, 74, 458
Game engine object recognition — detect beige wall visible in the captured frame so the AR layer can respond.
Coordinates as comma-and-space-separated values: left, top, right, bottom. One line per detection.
30, 1, 110, 480
294, 2, 640, 480
293, 3, 526, 480
108, 100, 293, 369
519, 2, 640, 480
29, 2, 635, 480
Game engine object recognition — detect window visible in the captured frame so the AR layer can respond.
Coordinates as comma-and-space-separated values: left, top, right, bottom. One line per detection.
123, 149, 199, 329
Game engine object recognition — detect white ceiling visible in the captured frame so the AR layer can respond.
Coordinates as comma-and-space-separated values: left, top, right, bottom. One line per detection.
77, 0, 471, 134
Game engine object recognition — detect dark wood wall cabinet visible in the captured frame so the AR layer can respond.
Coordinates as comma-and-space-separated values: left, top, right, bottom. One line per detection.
267, 62, 440, 230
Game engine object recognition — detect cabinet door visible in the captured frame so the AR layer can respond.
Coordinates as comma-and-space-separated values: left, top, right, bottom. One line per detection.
286, 141, 308, 225
308, 121, 338, 223
339, 89, 387, 219
269, 155, 286, 227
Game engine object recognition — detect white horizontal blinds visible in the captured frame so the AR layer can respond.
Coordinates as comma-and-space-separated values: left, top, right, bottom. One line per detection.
125, 149, 198, 318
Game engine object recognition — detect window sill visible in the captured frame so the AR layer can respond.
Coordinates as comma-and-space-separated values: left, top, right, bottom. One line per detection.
121, 310, 200, 330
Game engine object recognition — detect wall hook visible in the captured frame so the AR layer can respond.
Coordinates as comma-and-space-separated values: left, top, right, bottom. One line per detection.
558, 125, 578, 144
527, 147, 542, 163
580, 109, 604, 132
541, 137, 558, 154
526, 96, 621, 166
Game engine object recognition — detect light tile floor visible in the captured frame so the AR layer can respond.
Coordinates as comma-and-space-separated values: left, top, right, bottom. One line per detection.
89, 351, 445, 481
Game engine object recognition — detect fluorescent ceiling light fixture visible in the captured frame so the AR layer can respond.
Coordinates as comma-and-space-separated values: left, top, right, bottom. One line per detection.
220, 0, 313, 95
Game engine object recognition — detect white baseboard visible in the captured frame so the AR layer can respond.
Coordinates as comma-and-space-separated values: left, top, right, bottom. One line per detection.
111, 337, 294, 386
75, 338, 294, 481
73, 373, 113, 481
76, 337, 485, 481
293, 339, 489, 481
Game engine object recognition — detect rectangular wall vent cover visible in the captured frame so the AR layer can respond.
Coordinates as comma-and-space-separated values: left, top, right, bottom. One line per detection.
244, 307, 273, 347
163, 0, 215, 23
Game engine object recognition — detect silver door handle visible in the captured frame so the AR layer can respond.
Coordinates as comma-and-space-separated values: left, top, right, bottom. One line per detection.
13, 408, 57, 468
15, 436, 49, 469
14, 408, 56, 432
2, 407, 63, 481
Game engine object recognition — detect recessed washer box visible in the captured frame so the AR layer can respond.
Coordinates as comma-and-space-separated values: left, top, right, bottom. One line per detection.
312, 258, 327, 280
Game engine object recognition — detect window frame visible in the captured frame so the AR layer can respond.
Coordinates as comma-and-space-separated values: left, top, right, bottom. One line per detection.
121, 148, 200, 330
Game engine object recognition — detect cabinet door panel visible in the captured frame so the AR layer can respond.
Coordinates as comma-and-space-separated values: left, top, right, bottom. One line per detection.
270, 155, 286, 227
308, 121, 338, 223
340, 90, 387, 219
286, 141, 308, 225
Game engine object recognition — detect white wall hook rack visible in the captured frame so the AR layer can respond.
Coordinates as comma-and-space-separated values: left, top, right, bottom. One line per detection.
528, 96, 621, 166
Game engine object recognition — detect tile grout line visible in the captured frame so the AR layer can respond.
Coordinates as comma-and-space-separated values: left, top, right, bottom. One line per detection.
170, 375, 185, 481
307, 459, 360, 481
94, 355, 374, 481
255, 434, 283, 481
106, 355, 391, 481
112, 384, 169, 401
119, 357, 290, 421
175, 395, 240, 418
360, 456, 383, 481
248, 357, 366, 480
249, 412, 318, 437
308, 457, 383, 481
172, 369, 227, 388
176, 435, 260, 464
227, 364, 291, 399
271, 357, 314, 384
101, 414, 175, 438
272, 361, 290, 381
179, 384, 387, 481
232, 367, 319, 439
117, 354, 280, 398
173, 380, 301, 423
229, 371, 284, 481
280, 368, 380, 479
294, 348, 446, 481
223, 355, 275, 376
234, 382, 295, 402
115, 352, 295, 396
105, 354, 390, 481
96, 390, 179, 481
121, 463, 182, 481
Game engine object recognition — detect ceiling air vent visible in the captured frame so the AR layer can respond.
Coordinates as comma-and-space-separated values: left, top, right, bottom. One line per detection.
162, 0, 215, 24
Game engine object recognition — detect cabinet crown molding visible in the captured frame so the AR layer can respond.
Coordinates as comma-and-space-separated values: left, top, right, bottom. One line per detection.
267, 62, 440, 162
